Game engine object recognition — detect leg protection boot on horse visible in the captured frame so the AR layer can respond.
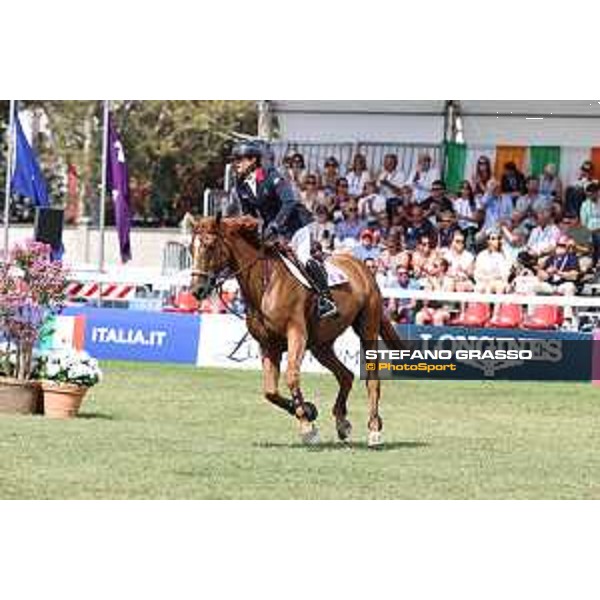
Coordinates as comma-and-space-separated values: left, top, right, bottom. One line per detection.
305, 258, 339, 319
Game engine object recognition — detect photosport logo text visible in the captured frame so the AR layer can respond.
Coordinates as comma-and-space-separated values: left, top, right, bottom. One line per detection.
360, 338, 574, 381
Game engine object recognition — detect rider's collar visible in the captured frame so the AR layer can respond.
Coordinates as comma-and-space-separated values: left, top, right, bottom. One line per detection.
245, 167, 265, 196
245, 170, 257, 196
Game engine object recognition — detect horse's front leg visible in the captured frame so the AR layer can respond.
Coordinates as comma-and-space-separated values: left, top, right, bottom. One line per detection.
286, 323, 320, 445
261, 347, 295, 417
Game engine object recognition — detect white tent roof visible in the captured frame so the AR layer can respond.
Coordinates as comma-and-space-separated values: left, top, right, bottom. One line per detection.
459, 100, 600, 117
458, 100, 600, 146
270, 101, 446, 144
269, 100, 600, 147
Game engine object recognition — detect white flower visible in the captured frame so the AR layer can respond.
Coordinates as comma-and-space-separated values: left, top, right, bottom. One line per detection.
39, 348, 102, 386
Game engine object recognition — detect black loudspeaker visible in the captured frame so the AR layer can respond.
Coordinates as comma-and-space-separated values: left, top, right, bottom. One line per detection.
34, 208, 64, 251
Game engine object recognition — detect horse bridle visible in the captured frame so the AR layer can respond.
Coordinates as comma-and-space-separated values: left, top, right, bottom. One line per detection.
190, 227, 267, 319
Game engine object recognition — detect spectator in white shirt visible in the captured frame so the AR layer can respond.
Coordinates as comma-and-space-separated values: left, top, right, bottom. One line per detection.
452, 180, 482, 251
443, 230, 475, 291
309, 204, 336, 253
377, 153, 406, 200
299, 173, 326, 212
407, 153, 440, 203
474, 230, 512, 293
526, 209, 561, 258
358, 181, 387, 220
346, 153, 371, 198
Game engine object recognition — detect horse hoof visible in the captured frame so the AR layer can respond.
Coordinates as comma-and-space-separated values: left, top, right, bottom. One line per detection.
301, 424, 320, 446
336, 419, 353, 442
368, 430, 383, 448
303, 402, 319, 422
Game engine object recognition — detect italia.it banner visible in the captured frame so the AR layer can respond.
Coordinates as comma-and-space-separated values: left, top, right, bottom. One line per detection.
444, 143, 600, 192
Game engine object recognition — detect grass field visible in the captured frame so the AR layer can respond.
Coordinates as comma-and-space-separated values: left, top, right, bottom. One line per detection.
1, 361, 600, 499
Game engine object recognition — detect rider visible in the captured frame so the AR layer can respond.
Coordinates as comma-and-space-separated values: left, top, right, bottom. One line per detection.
230, 140, 338, 319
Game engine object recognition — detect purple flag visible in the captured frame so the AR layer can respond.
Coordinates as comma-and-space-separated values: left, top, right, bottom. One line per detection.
106, 113, 132, 263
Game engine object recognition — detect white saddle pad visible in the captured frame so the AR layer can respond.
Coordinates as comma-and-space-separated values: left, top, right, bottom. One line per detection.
280, 254, 349, 290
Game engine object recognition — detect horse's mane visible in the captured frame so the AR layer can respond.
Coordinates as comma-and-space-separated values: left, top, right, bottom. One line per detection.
225, 216, 262, 247
195, 215, 262, 248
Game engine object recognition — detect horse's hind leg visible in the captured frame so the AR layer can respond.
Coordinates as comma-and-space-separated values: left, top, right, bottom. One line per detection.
312, 344, 354, 441
353, 306, 384, 448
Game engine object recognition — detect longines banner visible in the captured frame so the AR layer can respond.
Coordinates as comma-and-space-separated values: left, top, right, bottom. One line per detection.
197, 317, 594, 381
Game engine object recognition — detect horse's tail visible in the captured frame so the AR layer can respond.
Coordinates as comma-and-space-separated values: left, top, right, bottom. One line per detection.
379, 313, 407, 351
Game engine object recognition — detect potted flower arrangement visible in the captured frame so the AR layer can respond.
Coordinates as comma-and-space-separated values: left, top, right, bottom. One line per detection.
0, 240, 68, 415
38, 349, 102, 418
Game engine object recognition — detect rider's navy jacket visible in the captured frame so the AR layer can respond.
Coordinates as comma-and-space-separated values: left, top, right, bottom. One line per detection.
234, 166, 313, 238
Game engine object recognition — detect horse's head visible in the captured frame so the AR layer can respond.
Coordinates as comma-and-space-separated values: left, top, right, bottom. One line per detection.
189, 214, 261, 301
189, 213, 230, 301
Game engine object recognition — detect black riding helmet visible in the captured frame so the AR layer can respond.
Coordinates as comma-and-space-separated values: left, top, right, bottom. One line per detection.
231, 140, 264, 162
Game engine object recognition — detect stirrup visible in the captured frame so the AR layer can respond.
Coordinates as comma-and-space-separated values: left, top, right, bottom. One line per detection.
318, 297, 339, 319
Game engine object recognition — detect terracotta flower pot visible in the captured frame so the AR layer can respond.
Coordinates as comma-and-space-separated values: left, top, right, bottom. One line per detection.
0, 377, 43, 415
41, 381, 88, 419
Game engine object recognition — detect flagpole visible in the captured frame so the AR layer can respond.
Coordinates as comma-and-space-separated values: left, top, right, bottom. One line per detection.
98, 100, 110, 272
3, 100, 16, 257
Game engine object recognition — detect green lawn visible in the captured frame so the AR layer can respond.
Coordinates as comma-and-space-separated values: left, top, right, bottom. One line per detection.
1, 361, 600, 499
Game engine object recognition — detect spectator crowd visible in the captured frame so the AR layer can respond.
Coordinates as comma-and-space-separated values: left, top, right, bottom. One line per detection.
275, 150, 600, 325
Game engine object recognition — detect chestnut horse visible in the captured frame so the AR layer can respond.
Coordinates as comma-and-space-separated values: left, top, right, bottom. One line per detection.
190, 215, 404, 446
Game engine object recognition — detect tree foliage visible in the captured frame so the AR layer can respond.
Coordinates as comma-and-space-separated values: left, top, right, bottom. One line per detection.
1, 100, 257, 226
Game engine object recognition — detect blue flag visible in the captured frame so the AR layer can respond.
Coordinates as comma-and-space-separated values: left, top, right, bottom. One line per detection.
11, 112, 51, 207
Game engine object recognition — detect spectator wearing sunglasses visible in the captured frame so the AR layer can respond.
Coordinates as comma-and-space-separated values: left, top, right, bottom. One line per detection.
321, 156, 340, 197
377, 154, 406, 200
412, 234, 440, 279
474, 229, 512, 293
300, 174, 326, 213
386, 266, 419, 325
404, 205, 437, 250
379, 231, 409, 277
329, 177, 351, 220
535, 235, 579, 297
309, 204, 336, 253
453, 180, 482, 251
526, 209, 561, 259
346, 153, 371, 198
436, 210, 460, 248
416, 258, 453, 326
472, 155, 493, 197
516, 176, 552, 227
334, 200, 367, 243
443, 230, 474, 292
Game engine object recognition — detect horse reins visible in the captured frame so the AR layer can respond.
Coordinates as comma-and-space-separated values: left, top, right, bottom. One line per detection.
190, 230, 271, 321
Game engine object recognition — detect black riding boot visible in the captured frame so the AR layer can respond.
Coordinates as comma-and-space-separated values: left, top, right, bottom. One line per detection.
305, 258, 339, 319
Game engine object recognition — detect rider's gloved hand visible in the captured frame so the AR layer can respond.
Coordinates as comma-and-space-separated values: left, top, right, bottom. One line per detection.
264, 222, 280, 240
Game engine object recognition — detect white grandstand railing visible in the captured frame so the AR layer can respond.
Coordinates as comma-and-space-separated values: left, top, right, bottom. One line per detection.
66, 266, 600, 308
380, 288, 600, 308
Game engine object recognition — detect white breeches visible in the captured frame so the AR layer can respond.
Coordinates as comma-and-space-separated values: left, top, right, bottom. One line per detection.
290, 224, 312, 265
